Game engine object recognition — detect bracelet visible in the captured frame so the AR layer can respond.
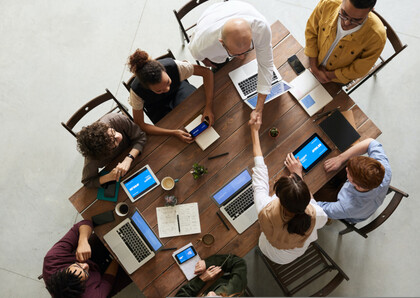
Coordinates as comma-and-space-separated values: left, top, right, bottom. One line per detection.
127, 153, 135, 160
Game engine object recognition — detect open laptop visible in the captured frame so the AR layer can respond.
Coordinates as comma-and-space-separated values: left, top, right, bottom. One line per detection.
121, 164, 160, 203
103, 208, 163, 274
211, 169, 258, 234
229, 59, 291, 109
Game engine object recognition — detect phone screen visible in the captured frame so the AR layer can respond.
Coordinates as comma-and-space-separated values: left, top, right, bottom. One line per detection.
175, 246, 197, 264
190, 121, 209, 137
288, 55, 305, 75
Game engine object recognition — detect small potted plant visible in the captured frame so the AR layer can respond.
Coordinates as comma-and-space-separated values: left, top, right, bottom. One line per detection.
191, 163, 208, 180
269, 127, 279, 138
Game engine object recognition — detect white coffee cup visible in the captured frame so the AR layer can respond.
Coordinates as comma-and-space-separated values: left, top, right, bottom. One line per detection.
115, 202, 129, 217
161, 177, 178, 191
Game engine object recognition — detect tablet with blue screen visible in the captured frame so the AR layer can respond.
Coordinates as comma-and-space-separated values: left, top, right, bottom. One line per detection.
121, 164, 160, 202
293, 133, 331, 173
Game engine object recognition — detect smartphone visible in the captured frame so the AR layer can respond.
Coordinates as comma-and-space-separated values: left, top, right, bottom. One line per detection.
174, 246, 197, 265
103, 182, 116, 198
92, 210, 115, 227
190, 120, 209, 138
287, 55, 305, 75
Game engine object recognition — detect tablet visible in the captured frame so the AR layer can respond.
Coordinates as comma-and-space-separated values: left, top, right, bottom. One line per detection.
121, 164, 160, 202
293, 133, 331, 173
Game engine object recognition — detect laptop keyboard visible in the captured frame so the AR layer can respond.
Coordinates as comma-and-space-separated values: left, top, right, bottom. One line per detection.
225, 186, 254, 220
117, 222, 151, 263
238, 72, 279, 97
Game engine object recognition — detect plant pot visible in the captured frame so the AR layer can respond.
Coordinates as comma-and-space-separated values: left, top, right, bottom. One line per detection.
269, 127, 279, 138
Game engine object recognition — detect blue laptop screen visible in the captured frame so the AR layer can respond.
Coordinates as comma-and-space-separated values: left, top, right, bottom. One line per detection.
294, 135, 329, 170
246, 81, 291, 109
213, 170, 252, 205
124, 167, 157, 199
131, 210, 162, 251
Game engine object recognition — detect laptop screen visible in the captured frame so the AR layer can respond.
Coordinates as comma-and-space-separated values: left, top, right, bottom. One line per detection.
213, 169, 252, 205
123, 166, 158, 200
131, 210, 162, 251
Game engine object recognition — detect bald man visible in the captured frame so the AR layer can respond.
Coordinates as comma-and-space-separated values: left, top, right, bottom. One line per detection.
189, 0, 274, 122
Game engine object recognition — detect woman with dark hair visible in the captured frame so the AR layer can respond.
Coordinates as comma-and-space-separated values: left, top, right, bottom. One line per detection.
249, 116, 327, 264
127, 49, 214, 143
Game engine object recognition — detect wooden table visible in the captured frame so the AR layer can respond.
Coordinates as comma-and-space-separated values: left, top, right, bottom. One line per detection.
69, 20, 381, 297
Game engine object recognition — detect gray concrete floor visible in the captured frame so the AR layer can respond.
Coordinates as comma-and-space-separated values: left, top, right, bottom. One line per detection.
0, 0, 418, 297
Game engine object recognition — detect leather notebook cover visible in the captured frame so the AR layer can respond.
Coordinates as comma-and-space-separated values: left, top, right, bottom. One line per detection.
319, 110, 360, 152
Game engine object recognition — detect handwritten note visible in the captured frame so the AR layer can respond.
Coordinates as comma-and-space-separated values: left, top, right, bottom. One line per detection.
156, 203, 201, 238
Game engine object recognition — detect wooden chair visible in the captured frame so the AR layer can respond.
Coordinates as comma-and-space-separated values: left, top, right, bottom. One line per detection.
339, 185, 409, 238
123, 49, 175, 92
257, 242, 349, 296
61, 88, 133, 138
344, 11, 408, 95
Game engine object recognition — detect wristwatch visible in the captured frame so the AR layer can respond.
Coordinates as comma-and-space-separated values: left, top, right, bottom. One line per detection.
127, 153, 135, 160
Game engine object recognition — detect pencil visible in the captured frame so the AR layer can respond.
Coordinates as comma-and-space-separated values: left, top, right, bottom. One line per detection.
208, 152, 229, 160
216, 211, 230, 230
161, 247, 177, 251
177, 214, 181, 233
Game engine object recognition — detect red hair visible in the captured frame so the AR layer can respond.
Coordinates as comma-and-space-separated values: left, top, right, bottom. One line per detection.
347, 156, 384, 190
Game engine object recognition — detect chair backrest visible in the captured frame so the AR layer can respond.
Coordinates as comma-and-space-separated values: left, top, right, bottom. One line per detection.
123, 49, 176, 92
257, 242, 349, 296
61, 88, 133, 138
339, 185, 409, 238
344, 10, 407, 95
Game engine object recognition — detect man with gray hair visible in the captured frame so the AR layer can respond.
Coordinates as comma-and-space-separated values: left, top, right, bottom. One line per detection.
189, 0, 274, 122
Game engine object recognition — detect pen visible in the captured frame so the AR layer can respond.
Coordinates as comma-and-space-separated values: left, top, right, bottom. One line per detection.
161, 247, 177, 251
313, 106, 341, 122
208, 152, 229, 160
216, 211, 230, 231
177, 214, 181, 233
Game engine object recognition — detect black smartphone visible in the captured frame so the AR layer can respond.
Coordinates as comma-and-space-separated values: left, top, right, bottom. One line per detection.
174, 246, 197, 264
92, 210, 115, 227
287, 55, 305, 75
103, 181, 116, 198
190, 120, 209, 138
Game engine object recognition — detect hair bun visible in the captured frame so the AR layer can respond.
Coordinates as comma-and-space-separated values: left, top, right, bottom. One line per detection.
128, 49, 150, 74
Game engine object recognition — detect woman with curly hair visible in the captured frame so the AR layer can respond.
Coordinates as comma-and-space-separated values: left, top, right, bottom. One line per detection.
76, 113, 146, 188
249, 116, 327, 264
127, 49, 214, 143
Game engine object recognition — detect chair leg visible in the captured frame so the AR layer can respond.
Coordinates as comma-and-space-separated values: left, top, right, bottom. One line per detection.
338, 227, 353, 235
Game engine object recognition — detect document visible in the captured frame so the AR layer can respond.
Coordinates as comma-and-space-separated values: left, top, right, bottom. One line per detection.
185, 114, 220, 151
290, 70, 333, 116
156, 203, 201, 238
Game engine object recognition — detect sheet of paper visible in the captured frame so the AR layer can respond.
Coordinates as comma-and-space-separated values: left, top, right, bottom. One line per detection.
185, 114, 220, 151
173, 243, 201, 280
156, 203, 201, 238
290, 69, 320, 100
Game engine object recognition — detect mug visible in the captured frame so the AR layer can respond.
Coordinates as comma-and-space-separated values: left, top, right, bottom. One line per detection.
161, 177, 179, 191
199, 233, 215, 246
115, 202, 129, 217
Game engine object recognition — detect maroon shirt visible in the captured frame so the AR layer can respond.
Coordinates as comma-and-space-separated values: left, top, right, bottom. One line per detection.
43, 220, 115, 298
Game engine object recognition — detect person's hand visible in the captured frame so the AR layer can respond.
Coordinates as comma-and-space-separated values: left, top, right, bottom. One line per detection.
115, 158, 132, 178
198, 265, 222, 282
202, 108, 214, 126
108, 167, 122, 181
248, 114, 262, 131
76, 239, 91, 262
284, 153, 303, 178
194, 260, 206, 275
202, 58, 216, 68
174, 129, 194, 143
311, 67, 330, 84
250, 109, 262, 125
324, 155, 344, 172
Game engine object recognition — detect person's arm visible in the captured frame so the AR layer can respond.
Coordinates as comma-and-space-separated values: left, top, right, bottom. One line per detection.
317, 200, 349, 220
324, 138, 374, 172
310, 57, 330, 83
250, 93, 268, 124
284, 153, 304, 179
193, 64, 215, 126
75, 224, 92, 262
93, 259, 118, 297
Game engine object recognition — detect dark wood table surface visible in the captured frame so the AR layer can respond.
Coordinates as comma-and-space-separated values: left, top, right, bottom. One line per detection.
69, 20, 381, 297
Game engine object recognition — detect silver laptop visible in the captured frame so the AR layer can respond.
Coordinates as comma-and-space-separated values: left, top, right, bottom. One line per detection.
228, 59, 292, 110
211, 169, 258, 234
103, 209, 163, 274
121, 164, 160, 203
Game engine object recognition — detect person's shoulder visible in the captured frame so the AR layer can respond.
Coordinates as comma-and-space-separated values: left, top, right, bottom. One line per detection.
365, 12, 387, 41
318, 0, 340, 11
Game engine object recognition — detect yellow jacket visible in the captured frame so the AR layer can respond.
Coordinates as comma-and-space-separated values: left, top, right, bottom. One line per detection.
305, 0, 386, 83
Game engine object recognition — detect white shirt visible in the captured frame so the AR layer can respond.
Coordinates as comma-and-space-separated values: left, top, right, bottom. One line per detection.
188, 1, 273, 94
252, 156, 327, 264
321, 18, 363, 67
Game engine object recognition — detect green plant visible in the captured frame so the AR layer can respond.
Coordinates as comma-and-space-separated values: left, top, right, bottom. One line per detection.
269, 127, 279, 138
191, 163, 208, 180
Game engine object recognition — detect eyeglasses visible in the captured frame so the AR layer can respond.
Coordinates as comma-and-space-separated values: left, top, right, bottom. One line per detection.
338, 9, 365, 26
222, 40, 254, 58
69, 263, 89, 279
